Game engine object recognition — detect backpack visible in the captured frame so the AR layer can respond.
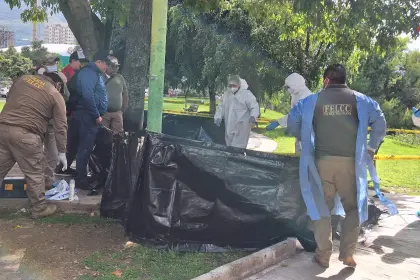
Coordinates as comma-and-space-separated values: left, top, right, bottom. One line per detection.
66, 66, 100, 112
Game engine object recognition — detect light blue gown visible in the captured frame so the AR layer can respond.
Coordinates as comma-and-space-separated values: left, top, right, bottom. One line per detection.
287, 91, 386, 224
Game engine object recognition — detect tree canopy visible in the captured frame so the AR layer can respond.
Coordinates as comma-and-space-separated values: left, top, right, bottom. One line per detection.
4, 0, 420, 122
0, 47, 32, 80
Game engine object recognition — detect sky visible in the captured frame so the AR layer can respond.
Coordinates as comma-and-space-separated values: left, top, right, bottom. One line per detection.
0, 0, 419, 50
0, 1, 66, 46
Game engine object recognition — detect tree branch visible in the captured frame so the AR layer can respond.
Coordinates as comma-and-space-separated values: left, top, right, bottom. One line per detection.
305, 28, 310, 56
314, 42, 324, 59
57, 0, 104, 58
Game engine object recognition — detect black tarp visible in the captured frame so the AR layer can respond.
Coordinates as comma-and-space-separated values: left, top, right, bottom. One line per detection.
100, 133, 142, 219
88, 126, 114, 190
122, 133, 316, 251
125, 110, 226, 145
100, 114, 385, 253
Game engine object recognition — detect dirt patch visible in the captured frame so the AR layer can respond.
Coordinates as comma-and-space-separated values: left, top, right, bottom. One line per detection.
0, 214, 126, 280
0, 213, 246, 280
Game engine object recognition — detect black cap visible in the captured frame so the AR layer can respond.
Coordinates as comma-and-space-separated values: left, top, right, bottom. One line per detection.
93, 50, 112, 65
69, 49, 88, 63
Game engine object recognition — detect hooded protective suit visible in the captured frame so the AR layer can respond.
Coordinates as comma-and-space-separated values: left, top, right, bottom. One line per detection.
277, 73, 312, 127
413, 107, 420, 127
274, 73, 312, 154
214, 79, 260, 148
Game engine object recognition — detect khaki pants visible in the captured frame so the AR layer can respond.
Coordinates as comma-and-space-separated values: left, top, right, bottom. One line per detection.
0, 124, 46, 211
44, 125, 58, 187
102, 111, 123, 133
313, 156, 359, 263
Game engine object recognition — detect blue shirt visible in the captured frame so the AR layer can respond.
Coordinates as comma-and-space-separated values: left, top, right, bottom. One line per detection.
76, 62, 108, 120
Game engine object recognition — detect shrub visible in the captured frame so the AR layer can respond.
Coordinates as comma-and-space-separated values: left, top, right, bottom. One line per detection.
380, 99, 414, 129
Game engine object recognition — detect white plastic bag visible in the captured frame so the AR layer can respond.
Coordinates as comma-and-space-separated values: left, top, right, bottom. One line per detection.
45, 180, 79, 201
45, 180, 69, 198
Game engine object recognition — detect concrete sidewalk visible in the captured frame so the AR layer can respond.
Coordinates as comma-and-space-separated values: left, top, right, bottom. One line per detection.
1, 164, 100, 214
247, 194, 420, 280
247, 131, 278, 153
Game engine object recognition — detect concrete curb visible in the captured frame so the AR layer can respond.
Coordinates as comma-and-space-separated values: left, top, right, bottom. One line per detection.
0, 198, 100, 214
192, 238, 297, 280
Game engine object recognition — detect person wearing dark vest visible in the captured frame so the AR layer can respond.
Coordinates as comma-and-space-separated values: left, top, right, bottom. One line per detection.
287, 64, 386, 268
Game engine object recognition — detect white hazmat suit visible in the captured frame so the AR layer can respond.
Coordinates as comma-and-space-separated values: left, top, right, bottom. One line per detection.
413, 108, 420, 127
277, 73, 312, 126
277, 73, 312, 154
214, 79, 260, 148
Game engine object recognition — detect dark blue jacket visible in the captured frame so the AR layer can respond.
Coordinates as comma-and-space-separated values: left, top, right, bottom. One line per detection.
76, 62, 108, 120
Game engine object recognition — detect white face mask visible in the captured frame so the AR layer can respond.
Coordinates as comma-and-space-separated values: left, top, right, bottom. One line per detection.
46, 65, 58, 72
229, 87, 239, 94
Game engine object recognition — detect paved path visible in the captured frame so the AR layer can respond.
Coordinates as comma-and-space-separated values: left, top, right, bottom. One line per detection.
247, 131, 278, 153
248, 194, 420, 280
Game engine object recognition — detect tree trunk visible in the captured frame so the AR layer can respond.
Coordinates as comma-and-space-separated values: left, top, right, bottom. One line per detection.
209, 85, 216, 114
122, 0, 153, 131
58, 0, 104, 58
103, 12, 115, 51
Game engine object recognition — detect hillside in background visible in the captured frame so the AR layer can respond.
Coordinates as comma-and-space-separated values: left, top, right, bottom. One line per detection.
0, 0, 66, 46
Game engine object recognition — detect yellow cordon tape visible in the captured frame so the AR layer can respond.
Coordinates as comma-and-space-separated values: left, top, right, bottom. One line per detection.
385, 128, 420, 134
270, 153, 420, 160
148, 110, 420, 161
159, 111, 420, 133
373, 155, 420, 160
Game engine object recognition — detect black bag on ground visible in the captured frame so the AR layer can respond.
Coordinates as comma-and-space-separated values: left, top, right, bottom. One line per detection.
133, 111, 226, 145
88, 126, 114, 190
100, 133, 144, 219
124, 132, 316, 251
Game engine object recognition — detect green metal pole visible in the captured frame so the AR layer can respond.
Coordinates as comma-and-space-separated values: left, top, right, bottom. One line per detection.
147, 0, 168, 133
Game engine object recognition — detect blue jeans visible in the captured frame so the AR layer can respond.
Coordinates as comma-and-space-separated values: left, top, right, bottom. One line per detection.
71, 111, 98, 183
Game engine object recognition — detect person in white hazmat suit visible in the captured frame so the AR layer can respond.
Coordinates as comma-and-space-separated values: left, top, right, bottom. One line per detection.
214, 75, 260, 149
266, 73, 312, 154
413, 107, 420, 127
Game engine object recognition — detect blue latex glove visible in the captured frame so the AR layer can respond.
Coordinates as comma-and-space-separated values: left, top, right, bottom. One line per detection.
214, 118, 222, 127
249, 116, 257, 124
413, 107, 420, 117
373, 181, 398, 216
266, 120, 280, 131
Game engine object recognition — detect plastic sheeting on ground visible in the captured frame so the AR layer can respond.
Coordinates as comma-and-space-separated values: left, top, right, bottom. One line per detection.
100, 133, 142, 219
125, 110, 226, 145
100, 113, 388, 252
88, 126, 115, 191
103, 132, 317, 251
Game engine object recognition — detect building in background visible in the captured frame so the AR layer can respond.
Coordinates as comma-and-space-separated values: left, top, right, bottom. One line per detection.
43, 24, 77, 44
0, 26, 15, 48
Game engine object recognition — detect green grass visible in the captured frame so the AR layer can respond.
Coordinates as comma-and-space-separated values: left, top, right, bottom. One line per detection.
146, 97, 283, 120
0, 212, 118, 225
79, 246, 246, 280
253, 127, 420, 194
254, 127, 296, 154
376, 138, 420, 194
0, 101, 5, 111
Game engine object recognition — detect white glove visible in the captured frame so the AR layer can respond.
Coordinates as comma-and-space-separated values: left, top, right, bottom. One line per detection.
57, 153, 68, 171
